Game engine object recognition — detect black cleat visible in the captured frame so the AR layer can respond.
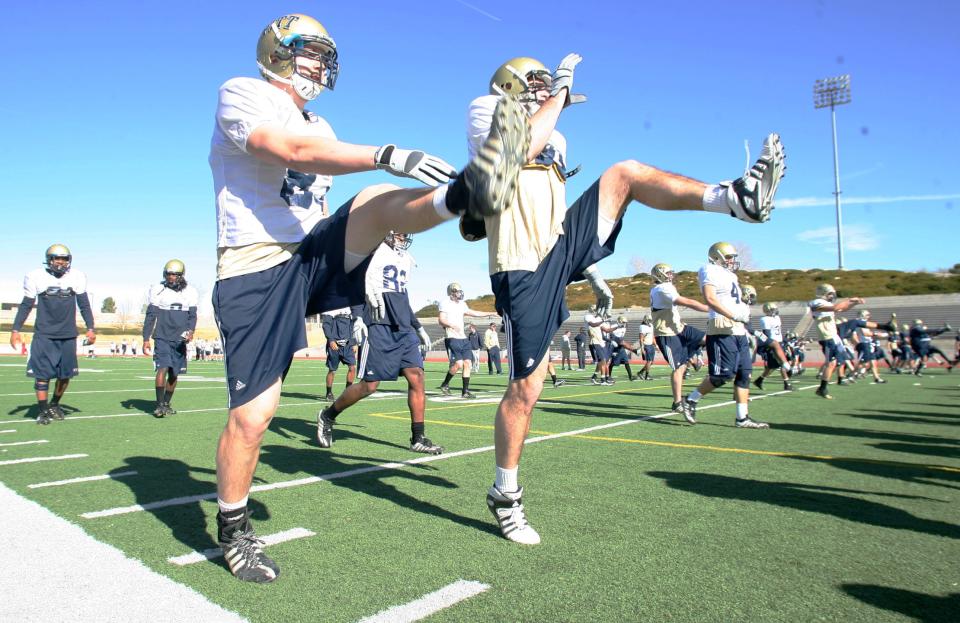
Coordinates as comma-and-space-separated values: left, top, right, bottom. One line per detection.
316, 407, 335, 448
217, 513, 279, 583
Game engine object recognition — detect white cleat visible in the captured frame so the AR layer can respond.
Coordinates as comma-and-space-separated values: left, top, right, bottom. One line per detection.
723, 133, 786, 223
486, 485, 541, 545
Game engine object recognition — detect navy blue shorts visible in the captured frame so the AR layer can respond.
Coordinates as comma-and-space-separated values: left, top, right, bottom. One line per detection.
446, 337, 472, 363
763, 347, 782, 369
326, 340, 356, 371
611, 348, 632, 365
27, 335, 78, 380
491, 180, 621, 380
642, 344, 656, 363
820, 339, 846, 363
656, 325, 706, 370
706, 334, 752, 380
213, 203, 366, 408
154, 339, 188, 374
359, 325, 423, 382
589, 344, 605, 363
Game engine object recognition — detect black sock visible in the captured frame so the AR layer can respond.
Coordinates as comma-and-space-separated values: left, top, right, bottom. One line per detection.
819, 380, 828, 391
444, 172, 469, 215
326, 403, 341, 420
624, 364, 633, 378
411, 421, 425, 440
442, 372, 453, 387
551, 374, 557, 383
51, 394, 61, 405
163, 390, 172, 404
216, 507, 247, 538
325, 384, 333, 395
156, 386, 164, 402
38, 398, 48, 411
462, 377, 471, 393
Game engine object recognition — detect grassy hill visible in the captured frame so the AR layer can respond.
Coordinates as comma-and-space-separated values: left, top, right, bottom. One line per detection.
417, 268, 960, 316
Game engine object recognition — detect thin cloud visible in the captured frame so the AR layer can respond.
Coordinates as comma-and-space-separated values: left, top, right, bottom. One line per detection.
453, 0, 502, 21
778, 193, 960, 209
795, 223, 880, 252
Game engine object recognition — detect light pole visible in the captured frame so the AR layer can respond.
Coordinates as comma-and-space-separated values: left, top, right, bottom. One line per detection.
813, 74, 852, 270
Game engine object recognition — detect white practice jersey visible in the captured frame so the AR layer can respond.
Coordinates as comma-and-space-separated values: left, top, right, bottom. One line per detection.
584, 312, 605, 345
639, 323, 654, 345
467, 95, 569, 273
698, 263, 748, 336
25, 267, 88, 299
650, 282, 684, 336
147, 283, 200, 312
760, 315, 783, 343
809, 298, 838, 340
210, 77, 336, 248
438, 299, 468, 339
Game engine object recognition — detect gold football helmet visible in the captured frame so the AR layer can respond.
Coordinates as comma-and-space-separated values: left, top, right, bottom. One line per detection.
858, 309, 871, 320
762, 302, 779, 316
45, 244, 72, 277
651, 263, 674, 284
815, 283, 837, 302
707, 241, 739, 272
446, 282, 464, 301
257, 14, 339, 100
489, 57, 551, 103
742, 284, 757, 305
617, 315, 628, 325
163, 259, 187, 291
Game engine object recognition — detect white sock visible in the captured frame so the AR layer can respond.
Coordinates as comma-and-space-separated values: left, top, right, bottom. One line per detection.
688, 389, 702, 402
736, 403, 749, 420
597, 212, 618, 245
702, 183, 732, 214
495, 466, 518, 492
217, 496, 248, 514
432, 184, 458, 221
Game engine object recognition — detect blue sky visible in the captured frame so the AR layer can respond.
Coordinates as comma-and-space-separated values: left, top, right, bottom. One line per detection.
1, 1, 957, 315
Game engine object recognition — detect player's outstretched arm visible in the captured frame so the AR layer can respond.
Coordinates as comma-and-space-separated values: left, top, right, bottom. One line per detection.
675, 295, 709, 313
246, 125, 455, 186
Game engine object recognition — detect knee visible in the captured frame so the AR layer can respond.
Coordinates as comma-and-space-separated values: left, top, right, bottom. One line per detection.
609, 159, 655, 184
708, 376, 728, 389
353, 183, 401, 206
228, 410, 273, 445
34, 379, 49, 392
734, 369, 751, 389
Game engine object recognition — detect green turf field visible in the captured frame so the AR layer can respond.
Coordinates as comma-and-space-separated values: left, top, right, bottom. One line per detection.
0, 356, 957, 622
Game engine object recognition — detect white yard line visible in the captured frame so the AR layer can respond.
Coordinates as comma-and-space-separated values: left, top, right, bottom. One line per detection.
29, 470, 138, 489
0, 429, 18, 434
0, 439, 48, 448
0, 482, 246, 623
0, 453, 87, 466
357, 580, 490, 623
167, 527, 315, 566
81, 386, 813, 519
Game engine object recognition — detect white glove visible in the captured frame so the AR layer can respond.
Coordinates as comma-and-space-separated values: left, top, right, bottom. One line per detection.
366, 290, 385, 323
417, 327, 431, 357
583, 264, 613, 319
374, 145, 457, 187
551, 53, 582, 104
733, 312, 751, 324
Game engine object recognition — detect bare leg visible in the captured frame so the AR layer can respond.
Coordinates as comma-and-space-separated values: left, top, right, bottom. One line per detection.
494, 355, 550, 469
344, 185, 446, 263
598, 160, 708, 222
216, 378, 282, 503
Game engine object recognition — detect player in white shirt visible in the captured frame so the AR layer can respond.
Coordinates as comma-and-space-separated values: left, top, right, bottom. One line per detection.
142, 260, 200, 417
468, 55, 786, 545
10, 244, 96, 424
438, 283, 492, 398
636, 315, 656, 381
649, 263, 709, 413
752, 302, 792, 392
584, 308, 615, 385
318, 232, 441, 454
209, 14, 533, 583
683, 242, 769, 428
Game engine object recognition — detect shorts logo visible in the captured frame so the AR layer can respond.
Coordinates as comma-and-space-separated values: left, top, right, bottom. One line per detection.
234, 379, 246, 391
526, 358, 535, 368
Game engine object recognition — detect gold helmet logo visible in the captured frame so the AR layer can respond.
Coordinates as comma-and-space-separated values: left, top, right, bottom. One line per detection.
257, 14, 339, 100
490, 57, 551, 102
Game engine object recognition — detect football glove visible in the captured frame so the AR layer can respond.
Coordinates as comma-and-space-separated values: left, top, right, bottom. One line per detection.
733, 312, 751, 324
366, 289, 386, 323
374, 145, 457, 187
417, 327, 431, 358
583, 263, 613, 319
551, 53, 582, 104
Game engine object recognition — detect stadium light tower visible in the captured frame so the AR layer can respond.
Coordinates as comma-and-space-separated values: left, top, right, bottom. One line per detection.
814, 74, 852, 270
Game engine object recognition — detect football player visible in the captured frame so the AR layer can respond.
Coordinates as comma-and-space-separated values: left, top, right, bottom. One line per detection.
321, 306, 357, 401
808, 284, 896, 398
484, 322, 503, 374
752, 301, 792, 392
649, 262, 708, 414
142, 260, 200, 417
607, 315, 636, 381
585, 306, 614, 385
10, 245, 96, 424
209, 14, 531, 583
683, 243, 769, 428
909, 319, 955, 375
471, 55, 786, 545
317, 232, 440, 454
849, 310, 887, 383
438, 283, 492, 398
637, 314, 656, 381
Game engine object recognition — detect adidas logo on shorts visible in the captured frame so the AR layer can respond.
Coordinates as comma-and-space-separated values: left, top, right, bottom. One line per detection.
234, 379, 246, 391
